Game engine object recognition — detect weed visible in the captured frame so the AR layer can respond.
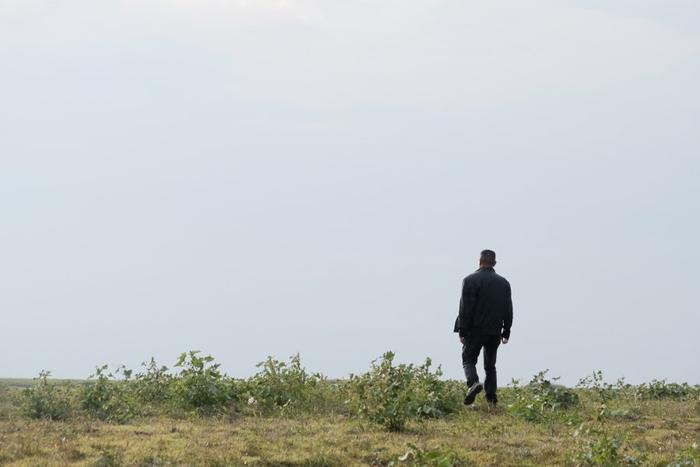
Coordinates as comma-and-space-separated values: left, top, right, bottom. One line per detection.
507, 370, 579, 422
346, 352, 460, 432
632, 380, 699, 401
81, 365, 135, 423
22, 370, 75, 421
171, 351, 237, 414
245, 354, 326, 414
571, 411, 646, 467
577, 371, 618, 404
132, 358, 173, 407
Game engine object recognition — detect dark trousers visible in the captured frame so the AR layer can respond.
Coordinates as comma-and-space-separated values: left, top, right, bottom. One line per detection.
462, 334, 501, 401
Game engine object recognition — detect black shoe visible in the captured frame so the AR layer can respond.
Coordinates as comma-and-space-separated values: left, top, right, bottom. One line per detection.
464, 382, 483, 406
486, 398, 498, 407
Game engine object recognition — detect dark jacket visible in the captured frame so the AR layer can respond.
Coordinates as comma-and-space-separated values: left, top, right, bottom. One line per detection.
453, 267, 513, 339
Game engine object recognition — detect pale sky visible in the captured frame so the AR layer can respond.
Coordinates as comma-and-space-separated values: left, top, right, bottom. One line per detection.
1, 0, 699, 385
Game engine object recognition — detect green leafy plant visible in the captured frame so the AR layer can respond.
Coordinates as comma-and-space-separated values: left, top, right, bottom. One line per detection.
171, 351, 237, 414
244, 354, 327, 414
576, 371, 643, 421
577, 371, 617, 404
131, 358, 173, 407
81, 365, 135, 423
508, 370, 579, 422
529, 370, 579, 409
506, 378, 541, 422
22, 371, 75, 421
346, 352, 460, 432
632, 380, 699, 401
571, 424, 644, 466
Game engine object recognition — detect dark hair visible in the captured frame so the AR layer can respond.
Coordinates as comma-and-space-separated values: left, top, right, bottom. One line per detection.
480, 249, 496, 265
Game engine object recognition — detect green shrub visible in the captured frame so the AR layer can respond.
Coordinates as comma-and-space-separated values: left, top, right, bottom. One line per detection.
577, 371, 619, 404
507, 379, 541, 422
436, 380, 467, 416
529, 370, 579, 409
508, 370, 579, 422
131, 358, 173, 407
81, 365, 135, 423
404, 363, 462, 419
244, 354, 327, 414
171, 351, 237, 414
632, 380, 699, 401
571, 424, 644, 466
22, 371, 75, 421
346, 352, 460, 432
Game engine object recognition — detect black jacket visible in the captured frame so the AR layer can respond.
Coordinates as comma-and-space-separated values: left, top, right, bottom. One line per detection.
453, 267, 513, 339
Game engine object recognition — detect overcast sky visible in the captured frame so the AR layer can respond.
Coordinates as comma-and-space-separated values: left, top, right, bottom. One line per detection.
1, 0, 699, 385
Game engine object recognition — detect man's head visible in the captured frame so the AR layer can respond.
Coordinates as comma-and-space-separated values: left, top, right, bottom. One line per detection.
479, 249, 497, 268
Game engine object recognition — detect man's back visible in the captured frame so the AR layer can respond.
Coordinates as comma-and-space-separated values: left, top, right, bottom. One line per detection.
457, 267, 513, 338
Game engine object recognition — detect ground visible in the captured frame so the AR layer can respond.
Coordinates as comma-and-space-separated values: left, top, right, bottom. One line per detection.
1, 397, 698, 466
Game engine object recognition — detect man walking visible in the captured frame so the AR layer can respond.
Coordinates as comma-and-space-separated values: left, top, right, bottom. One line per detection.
454, 250, 513, 406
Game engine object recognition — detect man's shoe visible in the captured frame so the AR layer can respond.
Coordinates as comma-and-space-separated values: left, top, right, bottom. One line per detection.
464, 382, 483, 406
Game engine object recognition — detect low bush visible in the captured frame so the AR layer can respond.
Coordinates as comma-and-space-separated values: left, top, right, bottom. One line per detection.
22, 371, 75, 421
244, 354, 328, 414
631, 380, 699, 401
131, 358, 174, 409
577, 371, 622, 404
571, 423, 645, 466
508, 370, 579, 422
81, 365, 136, 423
171, 351, 238, 414
346, 352, 462, 432
529, 370, 580, 409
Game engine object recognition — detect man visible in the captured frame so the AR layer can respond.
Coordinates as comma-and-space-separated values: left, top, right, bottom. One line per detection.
453, 250, 513, 406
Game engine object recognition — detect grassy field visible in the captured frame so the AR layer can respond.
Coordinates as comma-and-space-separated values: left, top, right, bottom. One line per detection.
1, 396, 698, 466
0, 354, 698, 466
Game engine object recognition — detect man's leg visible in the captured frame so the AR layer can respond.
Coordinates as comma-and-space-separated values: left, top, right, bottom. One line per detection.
482, 335, 501, 403
461, 336, 483, 388
461, 335, 485, 405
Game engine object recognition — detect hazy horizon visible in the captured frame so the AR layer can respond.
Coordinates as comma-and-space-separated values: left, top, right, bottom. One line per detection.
2, 0, 699, 386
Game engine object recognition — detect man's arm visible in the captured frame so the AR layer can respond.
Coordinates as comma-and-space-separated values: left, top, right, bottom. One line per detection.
502, 282, 513, 340
458, 278, 477, 337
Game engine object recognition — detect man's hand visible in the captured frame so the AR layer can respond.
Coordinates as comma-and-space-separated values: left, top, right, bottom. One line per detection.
460, 336, 466, 345
501, 337, 509, 344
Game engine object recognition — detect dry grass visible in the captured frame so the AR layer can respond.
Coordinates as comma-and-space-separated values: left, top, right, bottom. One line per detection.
0, 399, 698, 466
